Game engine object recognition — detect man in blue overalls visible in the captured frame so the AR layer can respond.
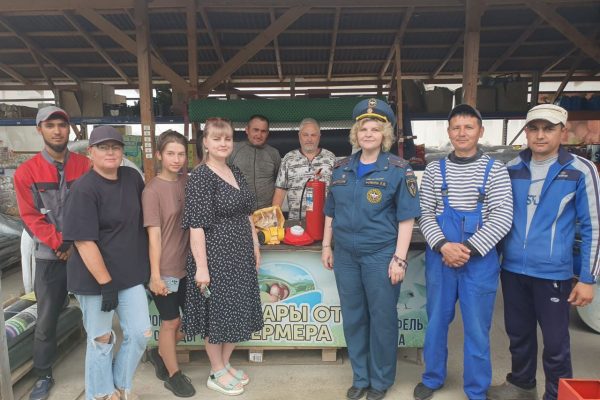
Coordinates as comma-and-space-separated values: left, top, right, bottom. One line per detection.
414, 104, 514, 400
322, 99, 421, 400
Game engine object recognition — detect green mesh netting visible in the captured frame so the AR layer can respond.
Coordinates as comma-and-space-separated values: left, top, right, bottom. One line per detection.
188, 97, 386, 123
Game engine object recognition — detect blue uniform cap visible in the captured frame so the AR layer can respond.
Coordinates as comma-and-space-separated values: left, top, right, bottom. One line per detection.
352, 98, 396, 125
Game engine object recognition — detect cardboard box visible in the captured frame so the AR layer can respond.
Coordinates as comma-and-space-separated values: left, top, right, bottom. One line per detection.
558, 379, 600, 400
80, 83, 116, 117
424, 87, 453, 114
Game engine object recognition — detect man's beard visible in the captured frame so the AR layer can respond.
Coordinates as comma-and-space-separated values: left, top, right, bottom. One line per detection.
44, 139, 68, 153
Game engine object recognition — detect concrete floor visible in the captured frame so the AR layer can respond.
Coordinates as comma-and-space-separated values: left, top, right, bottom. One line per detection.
3, 267, 599, 400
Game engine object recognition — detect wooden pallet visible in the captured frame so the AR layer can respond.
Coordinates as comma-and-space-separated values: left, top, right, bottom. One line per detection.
172, 345, 339, 364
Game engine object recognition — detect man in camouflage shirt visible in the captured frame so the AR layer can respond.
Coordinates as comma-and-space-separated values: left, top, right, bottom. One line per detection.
273, 118, 336, 220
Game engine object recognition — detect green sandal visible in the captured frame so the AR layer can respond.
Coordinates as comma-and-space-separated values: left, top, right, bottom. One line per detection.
225, 362, 250, 385
207, 368, 244, 396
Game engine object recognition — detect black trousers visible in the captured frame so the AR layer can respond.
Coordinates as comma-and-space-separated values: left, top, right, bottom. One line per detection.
33, 259, 68, 377
500, 270, 572, 400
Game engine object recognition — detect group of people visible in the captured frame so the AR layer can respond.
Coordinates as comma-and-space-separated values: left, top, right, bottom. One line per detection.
13, 98, 599, 400
321, 100, 599, 400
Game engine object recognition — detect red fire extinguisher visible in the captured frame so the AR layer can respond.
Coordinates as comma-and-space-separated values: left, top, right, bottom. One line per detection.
302, 174, 326, 241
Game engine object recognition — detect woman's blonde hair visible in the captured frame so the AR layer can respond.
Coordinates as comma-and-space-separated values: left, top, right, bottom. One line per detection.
349, 118, 395, 152
197, 117, 234, 162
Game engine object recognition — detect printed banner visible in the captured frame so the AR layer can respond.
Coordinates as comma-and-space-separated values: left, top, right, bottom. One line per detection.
148, 249, 427, 348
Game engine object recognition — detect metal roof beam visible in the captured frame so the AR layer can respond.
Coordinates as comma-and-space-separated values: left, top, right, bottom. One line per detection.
76, 7, 191, 93
0, 16, 81, 84
197, 6, 310, 96
30, 51, 55, 90
63, 11, 133, 85
270, 8, 284, 81
542, 47, 577, 75
124, 9, 169, 66
0, 63, 31, 85
327, 7, 341, 81
526, 0, 600, 64
461, 0, 484, 106
4, 0, 599, 12
199, 7, 225, 65
187, 0, 198, 90
430, 33, 464, 79
378, 7, 413, 79
550, 50, 588, 102
487, 17, 543, 73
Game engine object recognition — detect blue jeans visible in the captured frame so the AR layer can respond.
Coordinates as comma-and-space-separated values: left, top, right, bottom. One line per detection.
76, 284, 151, 400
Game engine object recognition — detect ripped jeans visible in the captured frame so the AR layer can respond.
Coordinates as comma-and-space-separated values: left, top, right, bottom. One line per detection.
76, 284, 151, 400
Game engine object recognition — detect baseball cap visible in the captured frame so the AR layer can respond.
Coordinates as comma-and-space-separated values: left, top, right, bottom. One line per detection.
352, 98, 396, 125
448, 103, 482, 121
36, 106, 69, 126
89, 126, 124, 146
525, 104, 568, 126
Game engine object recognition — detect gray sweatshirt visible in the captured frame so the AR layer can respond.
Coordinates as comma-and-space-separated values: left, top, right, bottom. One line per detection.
229, 141, 281, 210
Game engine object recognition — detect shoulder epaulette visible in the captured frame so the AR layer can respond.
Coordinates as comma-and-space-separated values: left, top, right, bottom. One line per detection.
388, 155, 408, 168
334, 156, 351, 168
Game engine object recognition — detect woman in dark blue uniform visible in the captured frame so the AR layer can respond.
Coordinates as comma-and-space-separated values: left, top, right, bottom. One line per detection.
321, 99, 421, 400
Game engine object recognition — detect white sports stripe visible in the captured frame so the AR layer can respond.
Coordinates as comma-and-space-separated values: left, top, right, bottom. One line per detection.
571, 155, 600, 277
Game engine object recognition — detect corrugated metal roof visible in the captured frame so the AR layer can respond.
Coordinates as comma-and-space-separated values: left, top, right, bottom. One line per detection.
278, 32, 334, 47
0, 2, 596, 88
3, 15, 74, 32
340, 12, 404, 29
481, 7, 537, 26
336, 33, 396, 47
280, 48, 329, 62
207, 11, 270, 30
148, 12, 186, 30
0, 37, 27, 49
408, 10, 464, 29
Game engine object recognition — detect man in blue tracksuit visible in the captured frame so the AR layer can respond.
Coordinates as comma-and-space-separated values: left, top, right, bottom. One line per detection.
414, 104, 513, 400
488, 104, 600, 400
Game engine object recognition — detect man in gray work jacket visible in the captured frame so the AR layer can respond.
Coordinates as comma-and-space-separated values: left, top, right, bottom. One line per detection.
229, 114, 281, 210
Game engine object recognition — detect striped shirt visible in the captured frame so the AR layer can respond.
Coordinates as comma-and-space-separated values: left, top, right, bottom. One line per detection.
418, 152, 513, 256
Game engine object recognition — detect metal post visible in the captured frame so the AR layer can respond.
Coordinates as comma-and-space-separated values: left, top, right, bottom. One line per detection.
0, 272, 16, 400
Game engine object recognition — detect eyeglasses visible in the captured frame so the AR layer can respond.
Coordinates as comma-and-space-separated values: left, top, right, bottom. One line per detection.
95, 144, 124, 152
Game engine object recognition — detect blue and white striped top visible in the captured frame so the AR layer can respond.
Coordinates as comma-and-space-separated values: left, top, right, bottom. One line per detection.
418, 152, 514, 256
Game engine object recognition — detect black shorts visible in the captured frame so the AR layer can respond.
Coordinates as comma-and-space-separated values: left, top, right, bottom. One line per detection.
152, 276, 187, 321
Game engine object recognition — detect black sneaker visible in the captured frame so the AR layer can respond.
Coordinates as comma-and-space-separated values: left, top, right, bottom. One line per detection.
347, 386, 368, 400
367, 388, 387, 400
165, 371, 196, 398
413, 382, 436, 400
29, 376, 54, 400
147, 348, 168, 381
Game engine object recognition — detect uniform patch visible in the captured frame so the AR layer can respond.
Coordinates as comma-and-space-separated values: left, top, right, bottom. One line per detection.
331, 179, 347, 186
334, 157, 351, 169
389, 156, 408, 168
407, 178, 417, 197
365, 178, 387, 188
367, 188, 382, 204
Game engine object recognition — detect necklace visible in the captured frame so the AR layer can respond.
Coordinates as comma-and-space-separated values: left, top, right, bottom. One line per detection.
206, 162, 230, 175
206, 162, 238, 188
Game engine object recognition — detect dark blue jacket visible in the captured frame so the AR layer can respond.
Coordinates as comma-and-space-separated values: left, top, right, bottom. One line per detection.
324, 151, 421, 254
